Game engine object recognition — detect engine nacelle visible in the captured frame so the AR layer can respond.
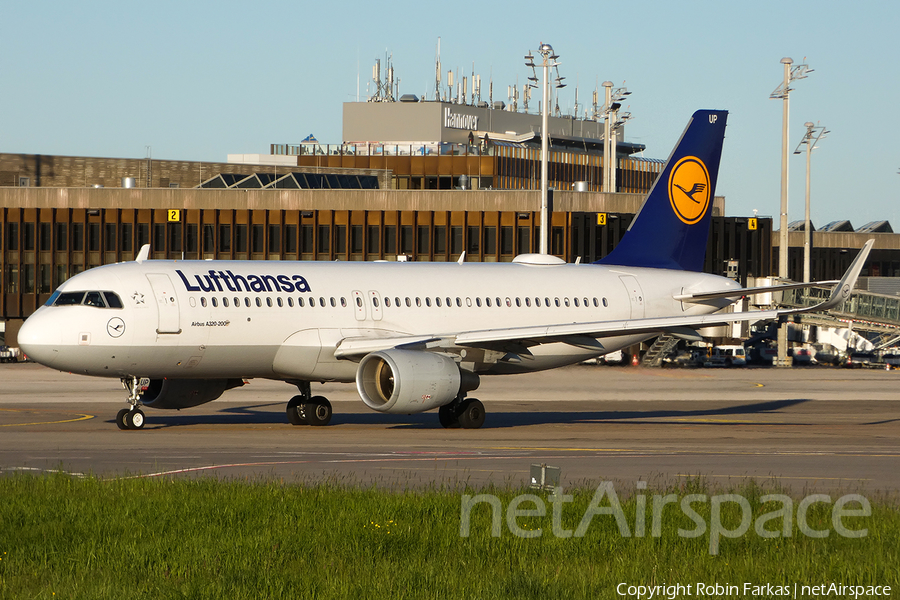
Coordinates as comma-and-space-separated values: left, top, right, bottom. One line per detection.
356, 349, 479, 414
139, 378, 244, 409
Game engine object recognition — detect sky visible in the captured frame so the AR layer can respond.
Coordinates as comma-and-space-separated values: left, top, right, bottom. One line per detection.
2, 0, 897, 226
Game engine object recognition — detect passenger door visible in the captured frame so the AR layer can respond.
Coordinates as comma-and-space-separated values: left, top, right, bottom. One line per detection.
146, 273, 181, 334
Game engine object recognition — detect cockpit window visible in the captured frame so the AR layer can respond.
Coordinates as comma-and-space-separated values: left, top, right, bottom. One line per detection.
84, 292, 106, 307
103, 292, 124, 308
50, 290, 124, 309
54, 291, 86, 306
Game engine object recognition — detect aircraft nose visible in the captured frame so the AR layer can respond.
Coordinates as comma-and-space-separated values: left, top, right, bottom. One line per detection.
17, 311, 62, 367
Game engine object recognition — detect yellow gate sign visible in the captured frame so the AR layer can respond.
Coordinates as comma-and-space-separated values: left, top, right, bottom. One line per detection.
597, 213, 607, 226
748, 217, 757, 231
168, 209, 181, 222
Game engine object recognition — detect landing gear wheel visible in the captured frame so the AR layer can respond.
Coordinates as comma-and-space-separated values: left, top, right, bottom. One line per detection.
458, 398, 485, 429
304, 396, 332, 426
286, 395, 308, 426
439, 404, 460, 429
116, 408, 130, 430
125, 408, 145, 430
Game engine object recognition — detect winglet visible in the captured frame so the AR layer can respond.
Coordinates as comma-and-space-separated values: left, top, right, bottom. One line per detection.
135, 244, 151, 264
799, 239, 874, 313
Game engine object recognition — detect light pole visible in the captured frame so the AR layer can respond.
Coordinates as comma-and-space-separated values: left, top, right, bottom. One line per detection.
770, 57, 813, 280
526, 44, 564, 255
601, 83, 631, 194
770, 57, 812, 366
794, 122, 828, 283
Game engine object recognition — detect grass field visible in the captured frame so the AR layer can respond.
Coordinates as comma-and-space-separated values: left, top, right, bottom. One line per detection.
0, 474, 897, 599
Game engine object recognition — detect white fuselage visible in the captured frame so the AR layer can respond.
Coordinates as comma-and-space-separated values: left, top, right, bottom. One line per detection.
18, 257, 738, 382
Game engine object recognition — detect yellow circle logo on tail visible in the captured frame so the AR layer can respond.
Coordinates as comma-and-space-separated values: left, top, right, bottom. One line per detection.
668, 156, 711, 225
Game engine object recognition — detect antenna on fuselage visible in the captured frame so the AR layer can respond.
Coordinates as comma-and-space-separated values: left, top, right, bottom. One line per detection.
135, 244, 150, 263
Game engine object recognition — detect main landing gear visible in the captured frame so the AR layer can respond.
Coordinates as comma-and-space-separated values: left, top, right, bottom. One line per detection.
438, 395, 486, 429
285, 381, 333, 426
116, 377, 146, 430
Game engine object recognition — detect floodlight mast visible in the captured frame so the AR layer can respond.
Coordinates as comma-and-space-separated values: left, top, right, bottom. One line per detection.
527, 43, 564, 255
770, 56, 812, 367
601, 83, 631, 195
794, 122, 828, 283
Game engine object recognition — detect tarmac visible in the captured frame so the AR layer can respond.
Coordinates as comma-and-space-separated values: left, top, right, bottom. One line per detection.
1, 362, 898, 493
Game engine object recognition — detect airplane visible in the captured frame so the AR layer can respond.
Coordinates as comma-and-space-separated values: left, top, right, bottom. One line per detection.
17, 110, 874, 430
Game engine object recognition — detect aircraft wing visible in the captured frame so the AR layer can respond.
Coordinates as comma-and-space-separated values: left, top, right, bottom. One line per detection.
334, 240, 873, 359
674, 280, 839, 303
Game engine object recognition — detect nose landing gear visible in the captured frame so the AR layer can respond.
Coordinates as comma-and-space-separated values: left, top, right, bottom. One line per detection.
116, 377, 147, 430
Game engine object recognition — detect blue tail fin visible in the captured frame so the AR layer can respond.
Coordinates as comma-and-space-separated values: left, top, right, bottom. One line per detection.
597, 110, 728, 271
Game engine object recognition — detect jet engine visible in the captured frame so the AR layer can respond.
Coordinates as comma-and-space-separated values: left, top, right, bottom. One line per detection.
356, 349, 479, 414
139, 378, 245, 409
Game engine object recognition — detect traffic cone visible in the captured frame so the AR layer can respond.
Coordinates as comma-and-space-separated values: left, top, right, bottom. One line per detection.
631, 353, 639, 367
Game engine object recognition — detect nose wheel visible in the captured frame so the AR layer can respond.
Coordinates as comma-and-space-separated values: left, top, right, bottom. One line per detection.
116, 407, 145, 430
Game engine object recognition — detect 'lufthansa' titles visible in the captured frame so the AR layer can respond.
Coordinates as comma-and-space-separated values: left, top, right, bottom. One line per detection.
176, 269, 311, 294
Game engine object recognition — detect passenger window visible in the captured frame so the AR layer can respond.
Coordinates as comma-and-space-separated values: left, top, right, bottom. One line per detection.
496, 297, 501, 307
103, 292, 124, 309
319, 297, 326, 307
405, 297, 411, 307
535, 297, 541, 307
298, 297, 305, 307
505, 297, 511, 307
415, 297, 421, 307
385, 297, 391, 308
397, 297, 402, 307
574, 298, 580, 307
277, 298, 284, 307
456, 297, 462, 307
466, 297, 472, 307
84, 291, 106, 308
485, 297, 492, 307
356, 297, 363, 307
545, 297, 551, 307
288, 297, 294, 307
330, 297, 336, 307
223, 297, 230, 307
245, 297, 251, 307
554, 298, 560, 307
583, 297, 589, 307
256, 297, 262, 307
525, 297, 531, 307
593, 298, 599, 307
602, 297, 608, 307
564, 298, 570, 307
515, 298, 521, 307
211, 297, 218, 307
475, 297, 481, 307
425, 297, 431, 307
436, 297, 442, 307
266, 298, 273, 307
201, 297, 207, 307
373, 297, 380, 308
341, 297, 347, 307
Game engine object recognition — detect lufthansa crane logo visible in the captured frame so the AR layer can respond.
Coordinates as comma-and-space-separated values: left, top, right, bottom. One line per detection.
107, 317, 126, 338
668, 156, 711, 225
